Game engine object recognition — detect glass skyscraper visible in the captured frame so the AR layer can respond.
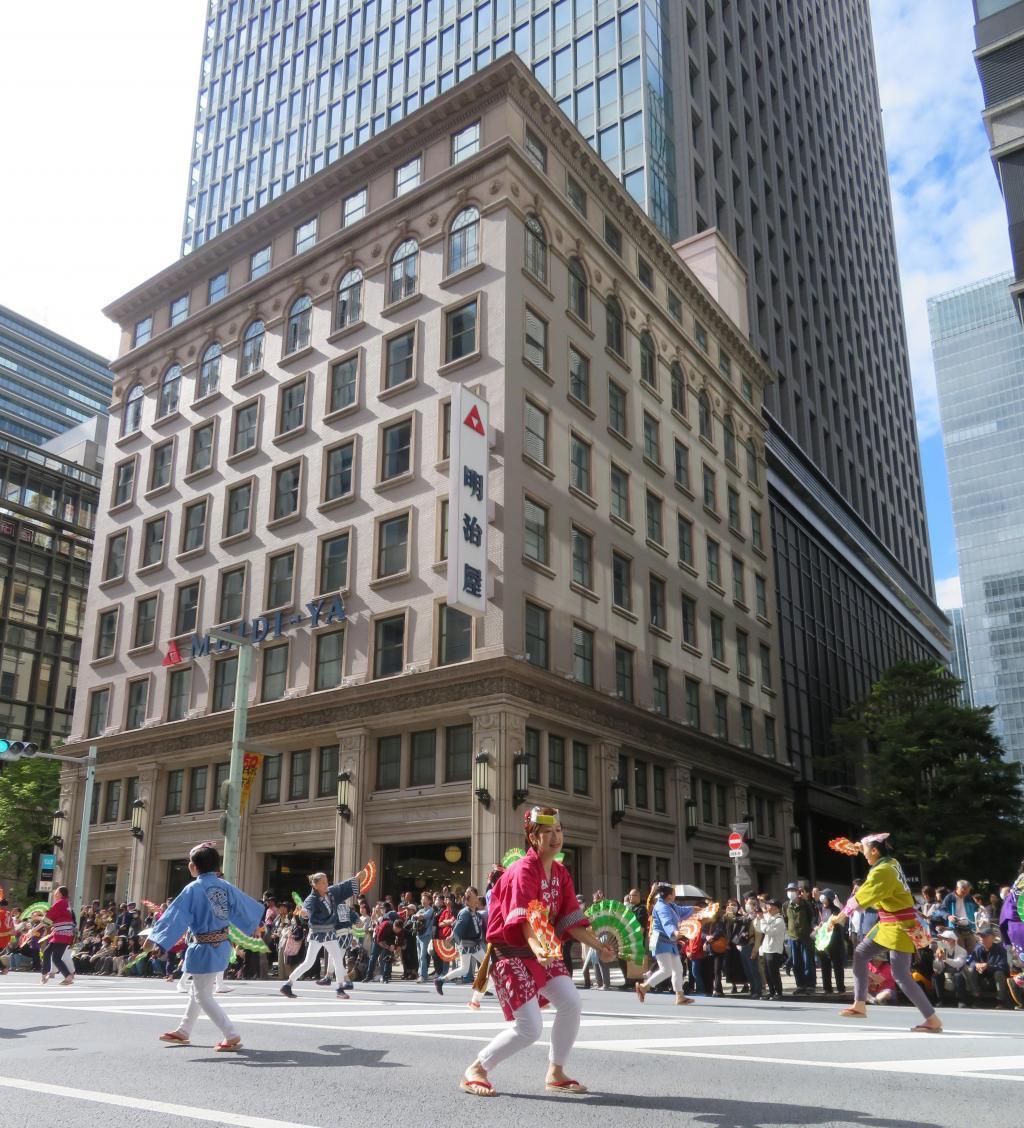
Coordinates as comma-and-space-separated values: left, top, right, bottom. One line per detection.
945, 606, 974, 708
180, 0, 946, 881
930, 274, 1024, 763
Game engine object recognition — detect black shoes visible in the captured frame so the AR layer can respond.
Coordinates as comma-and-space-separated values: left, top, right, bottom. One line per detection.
316, 977, 331, 986
280, 982, 296, 999
336, 986, 350, 999
435, 978, 444, 996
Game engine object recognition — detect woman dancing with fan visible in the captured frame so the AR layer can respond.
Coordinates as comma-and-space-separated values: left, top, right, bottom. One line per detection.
826, 833, 941, 1033
459, 806, 614, 1097
635, 883, 696, 1006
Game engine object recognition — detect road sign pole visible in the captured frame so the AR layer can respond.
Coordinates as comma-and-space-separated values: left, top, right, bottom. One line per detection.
220, 638, 253, 886
72, 747, 97, 922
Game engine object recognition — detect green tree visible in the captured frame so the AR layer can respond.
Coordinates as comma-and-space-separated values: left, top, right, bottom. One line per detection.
832, 660, 1024, 886
0, 757, 60, 897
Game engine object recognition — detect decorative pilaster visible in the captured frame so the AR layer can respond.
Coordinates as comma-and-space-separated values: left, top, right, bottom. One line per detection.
130, 763, 161, 903
672, 764, 693, 881
596, 740, 622, 892
335, 727, 370, 885
468, 705, 529, 889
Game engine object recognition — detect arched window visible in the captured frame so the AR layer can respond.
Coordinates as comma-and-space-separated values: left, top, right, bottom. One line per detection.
388, 239, 419, 304
639, 331, 656, 388
157, 364, 181, 419
605, 295, 624, 357
568, 256, 588, 321
671, 362, 687, 416
241, 320, 264, 376
336, 269, 362, 329
698, 389, 713, 442
745, 438, 759, 487
448, 207, 480, 274
121, 383, 144, 437
723, 414, 737, 465
286, 295, 312, 354
524, 214, 547, 283
197, 343, 221, 399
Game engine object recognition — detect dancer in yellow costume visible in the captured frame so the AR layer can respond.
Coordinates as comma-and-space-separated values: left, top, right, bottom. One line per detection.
828, 832, 941, 1033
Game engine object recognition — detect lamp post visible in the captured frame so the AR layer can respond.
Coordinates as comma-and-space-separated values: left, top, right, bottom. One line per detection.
512, 751, 529, 809
610, 777, 626, 827
684, 797, 699, 840
336, 770, 352, 821
473, 750, 491, 808
126, 798, 146, 904
51, 808, 66, 849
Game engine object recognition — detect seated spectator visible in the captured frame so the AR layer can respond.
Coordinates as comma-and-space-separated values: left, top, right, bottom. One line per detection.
961, 926, 1012, 1009
941, 880, 978, 941
867, 959, 897, 1005
931, 930, 967, 1006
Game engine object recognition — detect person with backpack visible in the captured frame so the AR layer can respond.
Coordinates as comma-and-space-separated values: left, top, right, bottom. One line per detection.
435, 887, 484, 995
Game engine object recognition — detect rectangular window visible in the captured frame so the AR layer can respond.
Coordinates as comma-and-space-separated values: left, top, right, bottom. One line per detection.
385, 329, 415, 388
212, 762, 228, 807
548, 735, 566, 790
218, 567, 245, 623
681, 595, 697, 647
133, 595, 157, 649
637, 255, 654, 291
104, 531, 127, 582
451, 120, 480, 163
167, 668, 191, 722
525, 728, 541, 784
250, 245, 271, 279
649, 574, 667, 629
169, 294, 189, 326
755, 574, 768, 619
732, 556, 745, 605
707, 538, 720, 586
189, 422, 215, 475
224, 482, 252, 539
212, 655, 237, 712
314, 629, 345, 690
232, 401, 259, 455
567, 176, 587, 217
133, 316, 152, 347
267, 550, 295, 608
380, 418, 412, 480
438, 603, 472, 665
710, 613, 725, 662
261, 754, 282, 803
568, 345, 589, 404
610, 464, 630, 521
740, 704, 754, 750
208, 270, 228, 304
615, 644, 634, 702
751, 507, 763, 552
635, 759, 649, 807
410, 730, 436, 787
181, 499, 207, 554
294, 216, 317, 253
524, 399, 548, 464
569, 433, 591, 495
165, 768, 184, 815
125, 679, 148, 729
573, 741, 589, 794
187, 766, 208, 813
643, 413, 660, 465
524, 307, 548, 371
652, 662, 669, 715
604, 216, 622, 255
317, 745, 338, 798
653, 765, 667, 812
100, 779, 121, 823
714, 692, 729, 740
728, 487, 741, 533
572, 623, 594, 685
765, 716, 776, 759
320, 532, 350, 593
113, 459, 135, 507
374, 614, 406, 678
445, 299, 477, 362
646, 491, 663, 545
376, 513, 410, 578
95, 609, 118, 659
760, 643, 773, 689
273, 462, 301, 520
674, 440, 690, 490
702, 465, 717, 511
376, 735, 401, 790
612, 551, 632, 610
445, 724, 472, 782
524, 128, 546, 171
261, 642, 289, 701
330, 356, 358, 413
395, 154, 422, 195
324, 441, 355, 502
571, 526, 593, 589
523, 497, 548, 565
289, 750, 310, 800
342, 188, 367, 226
694, 320, 708, 351
685, 678, 701, 727
524, 601, 550, 669
150, 441, 173, 491
608, 380, 627, 435
278, 378, 306, 434
678, 515, 694, 566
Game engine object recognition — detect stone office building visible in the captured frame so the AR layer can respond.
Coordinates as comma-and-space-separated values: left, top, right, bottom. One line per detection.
58, 57, 793, 907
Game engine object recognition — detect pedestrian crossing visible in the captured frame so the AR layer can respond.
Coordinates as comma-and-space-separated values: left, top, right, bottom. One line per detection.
3, 975, 1024, 1081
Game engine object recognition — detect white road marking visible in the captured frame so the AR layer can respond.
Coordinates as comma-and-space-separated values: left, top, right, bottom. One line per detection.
0, 1075, 323, 1127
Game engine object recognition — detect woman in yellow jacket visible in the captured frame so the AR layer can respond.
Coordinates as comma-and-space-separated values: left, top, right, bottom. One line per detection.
828, 833, 942, 1033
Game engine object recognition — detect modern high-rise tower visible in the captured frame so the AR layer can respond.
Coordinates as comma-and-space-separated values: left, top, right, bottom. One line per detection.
930, 274, 1024, 765
181, 1, 947, 881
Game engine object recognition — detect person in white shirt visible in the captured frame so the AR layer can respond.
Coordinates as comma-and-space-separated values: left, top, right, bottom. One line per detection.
932, 929, 967, 1007
756, 899, 787, 1000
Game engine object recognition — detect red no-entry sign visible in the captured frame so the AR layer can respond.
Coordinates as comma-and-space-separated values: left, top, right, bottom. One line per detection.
728, 832, 744, 851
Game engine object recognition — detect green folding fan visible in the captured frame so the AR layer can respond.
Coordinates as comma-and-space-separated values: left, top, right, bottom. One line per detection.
585, 899, 645, 963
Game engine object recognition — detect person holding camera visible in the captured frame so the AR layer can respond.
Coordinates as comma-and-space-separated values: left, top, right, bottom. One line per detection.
435, 887, 484, 995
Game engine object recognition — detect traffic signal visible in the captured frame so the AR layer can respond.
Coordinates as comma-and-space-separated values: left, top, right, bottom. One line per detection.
0, 739, 40, 761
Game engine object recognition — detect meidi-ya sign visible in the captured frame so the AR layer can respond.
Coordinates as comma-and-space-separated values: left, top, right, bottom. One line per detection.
162, 594, 347, 665
447, 384, 489, 616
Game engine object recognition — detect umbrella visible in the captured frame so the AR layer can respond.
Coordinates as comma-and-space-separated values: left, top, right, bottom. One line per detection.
673, 885, 710, 901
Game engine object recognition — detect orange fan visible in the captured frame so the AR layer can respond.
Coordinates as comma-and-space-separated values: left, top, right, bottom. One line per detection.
677, 918, 702, 940
526, 900, 561, 960
697, 901, 720, 921
359, 860, 377, 894
433, 937, 459, 963
828, 837, 861, 856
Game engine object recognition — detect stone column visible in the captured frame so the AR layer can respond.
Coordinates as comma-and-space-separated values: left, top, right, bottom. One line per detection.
672, 764, 693, 882
468, 705, 529, 889
129, 763, 161, 903
55, 768, 79, 893
596, 740, 621, 892
335, 727, 370, 886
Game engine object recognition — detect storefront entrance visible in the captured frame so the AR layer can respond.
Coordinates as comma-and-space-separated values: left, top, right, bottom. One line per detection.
380, 841, 470, 899
263, 850, 334, 905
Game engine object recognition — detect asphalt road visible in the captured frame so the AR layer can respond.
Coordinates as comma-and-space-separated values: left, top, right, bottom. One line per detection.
1, 973, 1022, 1128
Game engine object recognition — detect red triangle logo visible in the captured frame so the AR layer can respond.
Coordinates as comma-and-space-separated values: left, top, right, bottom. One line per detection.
463, 404, 485, 436
163, 640, 183, 667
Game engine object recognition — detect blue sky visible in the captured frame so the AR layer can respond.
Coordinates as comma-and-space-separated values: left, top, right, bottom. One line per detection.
869, 0, 1013, 606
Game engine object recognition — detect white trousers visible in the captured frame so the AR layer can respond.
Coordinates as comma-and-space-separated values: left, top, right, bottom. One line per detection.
644, 950, 685, 992
288, 935, 345, 985
477, 973, 582, 1072
440, 946, 481, 982
176, 972, 237, 1039
178, 971, 222, 994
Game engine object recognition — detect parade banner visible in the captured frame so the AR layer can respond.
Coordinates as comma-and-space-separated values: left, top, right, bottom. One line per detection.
239, 752, 262, 811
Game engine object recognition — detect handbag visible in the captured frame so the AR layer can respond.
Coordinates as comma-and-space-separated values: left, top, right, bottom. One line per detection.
282, 928, 303, 960
709, 935, 728, 955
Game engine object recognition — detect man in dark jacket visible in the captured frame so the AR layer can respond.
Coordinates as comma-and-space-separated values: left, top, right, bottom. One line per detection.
961, 927, 1012, 1008
783, 883, 817, 995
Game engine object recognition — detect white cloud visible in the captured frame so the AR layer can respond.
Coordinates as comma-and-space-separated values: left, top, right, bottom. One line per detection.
870, 0, 1012, 440
934, 575, 963, 610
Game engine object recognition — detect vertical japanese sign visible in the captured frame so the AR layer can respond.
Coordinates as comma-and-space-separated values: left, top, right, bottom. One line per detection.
448, 384, 489, 616
239, 752, 263, 811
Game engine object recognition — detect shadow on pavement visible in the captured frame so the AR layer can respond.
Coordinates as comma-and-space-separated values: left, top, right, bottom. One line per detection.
0, 1025, 71, 1040
511, 1092, 942, 1128
188, 1042, 404, 1070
